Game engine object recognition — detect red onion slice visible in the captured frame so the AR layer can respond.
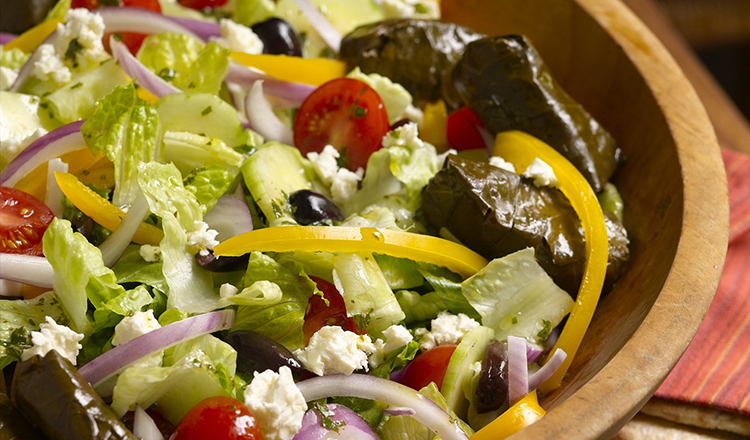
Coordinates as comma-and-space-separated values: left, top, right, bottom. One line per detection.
97, 7, 201, 40
0, 121, 85, 187
166, 16, 221, 41
134, 405, 164, 440
225, 63, 316, 104
296, 374, 469, 440
507, 335, 529, 406
203, 194, 253, 242
293, 404, 379, 440
528, 348, 567, 391
45, 158, 69, 217
79, 310, 235, 387
475, 124, 495, 155
0, 279, 24, 297
0, 254, 54, 288
383, 407, 416, 417
244, 81, 294, 145
0, 33, 17, 44
110, 36, 181, 98
9, 30, 57, 93
291, 0, 342, 53
526, 342, 545, 364
100, 191, 151, 267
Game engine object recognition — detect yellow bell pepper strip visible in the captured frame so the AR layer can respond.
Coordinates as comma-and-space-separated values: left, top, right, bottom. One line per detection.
230, 52, 346, 87
421, 100, 451, 152
492, 130, 609, 392
15, 148, 105, 200
214, 226, 488, 279
136, 86, 159, 105
4, 19, 63, 52
472, 391, 546, 440
54, 172, 163, 246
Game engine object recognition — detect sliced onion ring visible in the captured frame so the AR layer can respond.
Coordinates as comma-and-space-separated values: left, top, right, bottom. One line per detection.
0, 121, 85, 187
507, 335, 529, 406
296, 374, 469, 440
528, 349, 567, 391
384, 407, 416, 417
110, 36, 180, 98
0, 33, 17, 44
291, 0, 342, 53
134, 405, 164, 440
9, 30, 57, 93
203, 194, 254, 242
226, 63, 315, 105
245, 81, 294, 145
293, 404, 378, 440
0, 254, 54, 289
100, 190, 151, 267
97, 7, 201, 40
79, 310, 235, 387
166, 16, 221, 41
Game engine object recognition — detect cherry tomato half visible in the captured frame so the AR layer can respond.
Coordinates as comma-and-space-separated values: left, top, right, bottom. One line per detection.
178, 0, 230, 9
446, 106, 487, 151
71, 0, 162, 54
0, 187, 55, 256
170, 396, 263, 440
398, 345, 457, 391
303, 276, 359, 344
294, 78, 390, 171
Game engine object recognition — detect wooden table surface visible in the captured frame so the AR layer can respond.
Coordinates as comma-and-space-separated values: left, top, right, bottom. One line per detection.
616, 0, 750, 437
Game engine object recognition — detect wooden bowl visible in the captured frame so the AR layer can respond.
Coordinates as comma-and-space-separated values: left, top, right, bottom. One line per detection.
442, 0, 729, 438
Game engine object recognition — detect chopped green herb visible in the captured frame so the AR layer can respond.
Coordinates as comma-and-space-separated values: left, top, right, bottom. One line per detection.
414, 3, 429, 14
70, 82, 83, 90
313, 402, 346, 433
353, 106, 367, 118
158, 68, 176, 82
201, 106, 213, 116
64, 38, 82, 62
536, 319, 552, 344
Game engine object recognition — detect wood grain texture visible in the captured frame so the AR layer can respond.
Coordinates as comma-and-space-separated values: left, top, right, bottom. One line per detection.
441, 0, 729, 438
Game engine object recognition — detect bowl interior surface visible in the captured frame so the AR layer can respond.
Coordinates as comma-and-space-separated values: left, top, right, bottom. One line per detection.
442, 0, 728, 438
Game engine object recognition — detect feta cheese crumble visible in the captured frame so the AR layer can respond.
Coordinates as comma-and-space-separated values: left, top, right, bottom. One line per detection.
415, 311, 480, 351
244, 366, 307, 440
54, 8, 109, 70
187, 220, 220, 256
523, 158, 558, 188
369, 324, 414, 368
111, 310, 163, 368
0, 94, 47, 163
139, 244, 162, 262
294, 326, 375, 375
33, 44, 72, 84
307, 145, 364, 205
211, 19, 264, 54
489, 156, 517, 174
21, 316, 83, 365
382, 0, 440, 19
0, 66, 18, 91
382, 122, 427, 150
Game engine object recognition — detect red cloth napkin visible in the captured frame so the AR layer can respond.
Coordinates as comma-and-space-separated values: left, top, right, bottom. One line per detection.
655, 148, 750, 415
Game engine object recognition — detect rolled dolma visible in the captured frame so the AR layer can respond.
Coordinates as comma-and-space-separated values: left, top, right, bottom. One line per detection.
449, 35, 622, 193
11, 350, 137, 440
422, 155, 629, 293
0, 393, 44, 440
340, 19, 483, 106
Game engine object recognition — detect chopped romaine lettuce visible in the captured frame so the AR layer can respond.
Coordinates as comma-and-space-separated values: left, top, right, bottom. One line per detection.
347, 67, 421, 125
184, 165, 238, 212
0, 292, 67, 369
163, 131, 245, 176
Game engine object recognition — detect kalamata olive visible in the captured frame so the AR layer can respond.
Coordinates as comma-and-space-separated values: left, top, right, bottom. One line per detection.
224, 330, 304, 380
251, 18, 303, 57
475, 340, 509, 413
195, 250, 249, 272
289, 190, 344, 225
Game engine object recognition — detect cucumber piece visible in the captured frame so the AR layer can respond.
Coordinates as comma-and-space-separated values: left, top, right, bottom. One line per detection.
240, 142, 312, 226
275, 0, 384, 58
440, 325, 494, 419
156, 93, 247, 147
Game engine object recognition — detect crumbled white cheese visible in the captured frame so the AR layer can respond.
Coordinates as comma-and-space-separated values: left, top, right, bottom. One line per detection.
415, 311, 480, 351
382, 122, 426, 150
369, 324, 414, 368
21, 316, 83, 365
219, 283, 239, 299
307, 145, 364, 205
139, 244, 162, 263
187, 220, 220, 256
55, 8, 109, 70
0, 94, 46, 164
294, 326, 375, 376
111, 310, 163, 367
489, 156, 517, 174
33, 44, 72, 84
382, 0, 440, 19
212, 19, 264, 54
523, 158, 558, 188
0, 66, 18, 91
244, 366, 307, 440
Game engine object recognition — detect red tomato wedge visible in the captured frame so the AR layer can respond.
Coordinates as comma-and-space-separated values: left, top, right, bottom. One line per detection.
178, 0, 230, 9
0, 187, 55, 256
398, 345, 457, 391
294, 78, 390, 171
170, 396, 263, 440
446, 106, 488, 151
303, 276, 359, 344
72, 0, 162, 54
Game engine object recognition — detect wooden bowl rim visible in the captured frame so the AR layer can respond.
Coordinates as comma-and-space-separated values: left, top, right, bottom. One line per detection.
507, 0, 729, 438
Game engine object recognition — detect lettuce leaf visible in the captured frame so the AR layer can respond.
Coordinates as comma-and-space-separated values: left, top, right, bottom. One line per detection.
184, 165, 238, 212
112, 245, 168, 294
232, 252, 313, 351
81, 82, 163, 207
234, 0, 276, 26
164, 131, 245, 176
138, 162, 217, 314
0, 292, 67, 369
0, 46, 30, 70
347, 67, 419, 124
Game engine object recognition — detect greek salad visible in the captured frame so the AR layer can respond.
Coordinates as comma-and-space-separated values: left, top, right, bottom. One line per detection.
0, 0, 630, 439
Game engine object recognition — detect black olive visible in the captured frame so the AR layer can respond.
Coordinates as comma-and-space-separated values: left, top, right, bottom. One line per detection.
195, 250, 249, 272
224, 331, 304, 380
289, 190, 344, 225
475, 340, 509, 413
251, 18, 303, 57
